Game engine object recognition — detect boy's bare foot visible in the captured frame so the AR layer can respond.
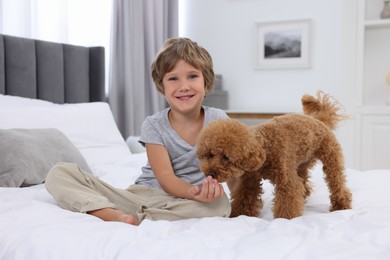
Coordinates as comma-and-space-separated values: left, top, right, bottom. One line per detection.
88, 208, 139, 225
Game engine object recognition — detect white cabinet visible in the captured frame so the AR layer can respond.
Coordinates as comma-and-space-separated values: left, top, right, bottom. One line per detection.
361, 113, 390, 170
357, 0, 390, 170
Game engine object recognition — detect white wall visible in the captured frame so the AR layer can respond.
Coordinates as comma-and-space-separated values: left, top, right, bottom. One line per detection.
179, 0, 359, 168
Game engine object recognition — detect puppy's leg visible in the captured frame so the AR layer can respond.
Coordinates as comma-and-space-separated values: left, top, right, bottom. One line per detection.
273, 169, 306, 219
297, 159, 316, 200
230, 172, 263, 217
319, 137, 352, 211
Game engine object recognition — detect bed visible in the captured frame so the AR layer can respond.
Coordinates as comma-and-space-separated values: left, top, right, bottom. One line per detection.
1, 34, 390, 260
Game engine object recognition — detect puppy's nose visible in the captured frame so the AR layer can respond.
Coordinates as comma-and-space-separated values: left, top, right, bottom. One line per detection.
209, 172, 217, 179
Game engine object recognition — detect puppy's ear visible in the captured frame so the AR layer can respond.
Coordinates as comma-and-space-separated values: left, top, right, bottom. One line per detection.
223, 121, 265, 171
236, 132, 265, 171
197, 121, 220, 159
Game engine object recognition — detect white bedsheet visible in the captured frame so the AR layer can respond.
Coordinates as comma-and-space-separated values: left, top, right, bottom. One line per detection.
1, 153, 390, 260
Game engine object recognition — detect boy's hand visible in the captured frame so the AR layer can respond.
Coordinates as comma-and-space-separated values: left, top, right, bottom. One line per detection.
188, 176, 224, 202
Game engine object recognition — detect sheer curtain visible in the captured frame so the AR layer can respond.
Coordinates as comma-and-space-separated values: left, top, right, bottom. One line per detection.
0, 0, 110, 47
109, 0, 178, 137
0, 0, 111, 92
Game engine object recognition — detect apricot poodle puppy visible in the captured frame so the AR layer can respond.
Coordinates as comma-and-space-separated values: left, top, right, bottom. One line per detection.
197, 91, 352, 219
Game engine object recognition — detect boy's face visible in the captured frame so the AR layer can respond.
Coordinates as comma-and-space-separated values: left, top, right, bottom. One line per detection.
162, 59, 205, 113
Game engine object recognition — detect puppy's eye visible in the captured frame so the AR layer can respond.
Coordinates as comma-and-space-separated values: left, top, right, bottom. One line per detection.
205, 152, 214, 159
222, 154, 229, 161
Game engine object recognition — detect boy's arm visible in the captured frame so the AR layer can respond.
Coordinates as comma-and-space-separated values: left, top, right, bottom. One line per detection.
145, 143, 223, 202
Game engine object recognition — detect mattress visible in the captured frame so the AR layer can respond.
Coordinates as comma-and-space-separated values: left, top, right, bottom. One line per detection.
1, 155, 390, 259
1, 94, 390, 260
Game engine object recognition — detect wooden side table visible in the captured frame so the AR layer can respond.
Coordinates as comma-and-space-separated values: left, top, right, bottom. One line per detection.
225, 111, 287, 125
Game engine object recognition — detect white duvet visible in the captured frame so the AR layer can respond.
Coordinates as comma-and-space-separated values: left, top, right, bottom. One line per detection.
1, 152, 389, 260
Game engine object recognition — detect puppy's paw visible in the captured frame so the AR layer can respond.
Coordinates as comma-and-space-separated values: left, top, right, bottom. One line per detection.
230, 202, 260, 217
329, 190, 352, 211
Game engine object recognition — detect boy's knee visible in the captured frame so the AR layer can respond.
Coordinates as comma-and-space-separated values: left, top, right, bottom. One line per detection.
45, 162, 77, 191
209, 194, 231, 217
215, 198, 231, 217
197, 196, 231, 218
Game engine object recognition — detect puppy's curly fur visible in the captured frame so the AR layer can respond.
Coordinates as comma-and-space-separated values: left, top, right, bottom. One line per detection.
197, 91, 352, 219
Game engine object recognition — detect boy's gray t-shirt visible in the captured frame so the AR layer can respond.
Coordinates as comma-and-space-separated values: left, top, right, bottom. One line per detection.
135, 106, 228, 189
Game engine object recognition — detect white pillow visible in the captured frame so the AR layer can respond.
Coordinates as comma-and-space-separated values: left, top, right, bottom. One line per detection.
0, 96, 132, 170
0, 94, 53, 107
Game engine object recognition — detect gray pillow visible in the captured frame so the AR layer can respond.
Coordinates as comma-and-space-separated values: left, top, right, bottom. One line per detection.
0, 128, 91, 187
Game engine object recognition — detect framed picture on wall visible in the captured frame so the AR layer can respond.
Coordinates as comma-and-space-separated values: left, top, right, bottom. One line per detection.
254, 19, 311, 69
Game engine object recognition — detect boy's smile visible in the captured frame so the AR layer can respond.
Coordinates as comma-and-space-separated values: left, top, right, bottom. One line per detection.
176, 94, 194, 100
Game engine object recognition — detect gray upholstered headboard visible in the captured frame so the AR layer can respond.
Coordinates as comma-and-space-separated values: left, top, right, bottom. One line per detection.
0, 34, 105, 103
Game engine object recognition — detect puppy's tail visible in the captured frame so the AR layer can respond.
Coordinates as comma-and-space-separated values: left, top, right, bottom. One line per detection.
301, 90, 348, 130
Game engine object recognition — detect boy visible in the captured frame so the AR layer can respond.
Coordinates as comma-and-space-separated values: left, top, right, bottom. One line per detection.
46, 38, 231, 225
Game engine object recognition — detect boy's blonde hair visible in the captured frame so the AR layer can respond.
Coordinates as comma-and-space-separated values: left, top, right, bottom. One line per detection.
151, 38, 214, 95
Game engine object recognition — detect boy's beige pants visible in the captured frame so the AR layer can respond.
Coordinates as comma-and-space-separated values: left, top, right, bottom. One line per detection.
45, 162, 231, 223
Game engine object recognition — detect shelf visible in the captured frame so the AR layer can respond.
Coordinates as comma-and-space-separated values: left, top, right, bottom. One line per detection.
355, 0, 390, 170
365, 19, 390, 28
359, 106, 390, 115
